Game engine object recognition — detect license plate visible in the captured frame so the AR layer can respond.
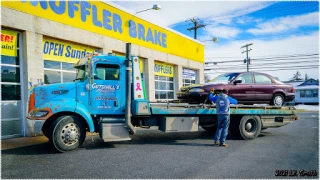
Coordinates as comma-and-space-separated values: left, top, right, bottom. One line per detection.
275, 117, 283, 122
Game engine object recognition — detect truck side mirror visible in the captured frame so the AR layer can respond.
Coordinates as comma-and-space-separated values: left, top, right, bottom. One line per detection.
233, 80, 242, 85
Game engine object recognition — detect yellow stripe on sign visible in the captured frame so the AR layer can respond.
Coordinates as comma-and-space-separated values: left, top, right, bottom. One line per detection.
1, 30, 18, 57
2, 1, 204, 63
43, 37, 96, 63
154, 62, 174, 77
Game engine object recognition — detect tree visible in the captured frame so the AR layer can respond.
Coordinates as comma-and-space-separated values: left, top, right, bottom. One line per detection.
44, 74, 50, 84
292, 71, 302, 81
305, 74, 309, 81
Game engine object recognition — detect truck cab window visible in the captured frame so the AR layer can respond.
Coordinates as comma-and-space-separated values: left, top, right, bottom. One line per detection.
94, 64, 120, 80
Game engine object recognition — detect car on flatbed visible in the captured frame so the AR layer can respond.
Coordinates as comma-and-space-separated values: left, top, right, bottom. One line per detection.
177, 72, 295, 106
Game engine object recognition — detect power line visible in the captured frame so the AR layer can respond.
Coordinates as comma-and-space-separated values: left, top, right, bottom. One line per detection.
205, 59, 319, 69
205, 53, 319, 59
205, 54, 319, 64
205, 65, 320, 71
205, 67, 319, 74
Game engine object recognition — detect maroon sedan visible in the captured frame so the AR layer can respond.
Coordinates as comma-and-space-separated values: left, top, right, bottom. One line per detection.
177, 72, 295, 106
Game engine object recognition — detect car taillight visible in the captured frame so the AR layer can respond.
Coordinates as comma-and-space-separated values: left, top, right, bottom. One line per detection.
28, 91, 35, 113
291, 88, 295, 93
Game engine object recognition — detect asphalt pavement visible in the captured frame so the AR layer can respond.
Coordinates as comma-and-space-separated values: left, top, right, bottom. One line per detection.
1, 112, 319, 179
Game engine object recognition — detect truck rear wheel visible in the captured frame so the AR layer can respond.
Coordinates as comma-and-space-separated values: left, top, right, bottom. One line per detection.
49, 115, 86, 152
238, 116, 261, 140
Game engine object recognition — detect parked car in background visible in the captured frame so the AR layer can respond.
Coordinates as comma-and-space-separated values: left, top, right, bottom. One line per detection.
177, 72, 295, 106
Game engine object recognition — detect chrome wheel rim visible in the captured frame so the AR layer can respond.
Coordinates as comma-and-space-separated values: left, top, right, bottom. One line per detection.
60, 123, 80, 146
274, 96, 283, 106
245, 119, 256, 133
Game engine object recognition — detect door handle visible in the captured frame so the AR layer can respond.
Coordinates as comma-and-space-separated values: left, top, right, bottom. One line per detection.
114, 101, 118, 107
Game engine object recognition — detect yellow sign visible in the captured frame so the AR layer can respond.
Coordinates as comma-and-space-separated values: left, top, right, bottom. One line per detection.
2, 1, 204, 63
154, 62, 174, 77
43, 37, 96, 63
1, 30, 18, 57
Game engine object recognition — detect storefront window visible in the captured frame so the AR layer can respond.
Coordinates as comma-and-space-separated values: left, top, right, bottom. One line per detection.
1, 31, 21, 101
155, 75, 174, 100
44, 60, 76, 84
1, 30, 23, 138
183, 68, 196, 86
42, 37, 96, 85
1, 84, 21, 100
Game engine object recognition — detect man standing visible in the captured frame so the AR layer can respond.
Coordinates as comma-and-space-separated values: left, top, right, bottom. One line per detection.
209, 89, 237, 147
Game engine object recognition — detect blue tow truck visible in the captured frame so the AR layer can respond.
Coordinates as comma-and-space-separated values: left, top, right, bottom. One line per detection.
27, 43, 298, 152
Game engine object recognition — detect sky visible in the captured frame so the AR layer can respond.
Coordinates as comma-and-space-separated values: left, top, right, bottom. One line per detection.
112, 1, 319, 81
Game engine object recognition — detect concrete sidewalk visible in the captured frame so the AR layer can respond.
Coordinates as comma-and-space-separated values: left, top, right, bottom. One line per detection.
1, 136, 48, 150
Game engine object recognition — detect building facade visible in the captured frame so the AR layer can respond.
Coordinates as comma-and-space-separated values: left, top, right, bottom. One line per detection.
294, 79, 319, 105
1, 1, 205, 139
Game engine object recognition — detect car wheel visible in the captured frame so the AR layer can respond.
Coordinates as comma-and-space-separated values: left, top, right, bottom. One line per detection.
239, 116, 262, 140
272, 93, 284, 107
49, 115, 86, 152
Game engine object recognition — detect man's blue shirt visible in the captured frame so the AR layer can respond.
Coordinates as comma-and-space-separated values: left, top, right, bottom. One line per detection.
209, 93, 238, 104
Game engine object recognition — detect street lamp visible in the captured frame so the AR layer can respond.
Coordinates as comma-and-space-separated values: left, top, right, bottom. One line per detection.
136, 4, 161, 14
201, 37, 219, 43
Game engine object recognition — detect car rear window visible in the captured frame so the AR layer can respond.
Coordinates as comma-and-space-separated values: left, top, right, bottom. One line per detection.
255, 74, 272, 84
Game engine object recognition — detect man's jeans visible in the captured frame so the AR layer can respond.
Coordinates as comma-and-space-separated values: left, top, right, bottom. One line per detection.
214, 114, 230, 145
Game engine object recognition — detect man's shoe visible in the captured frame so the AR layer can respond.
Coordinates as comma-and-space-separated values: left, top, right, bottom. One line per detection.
214, 142, 220, 145
219, 144, 228, 147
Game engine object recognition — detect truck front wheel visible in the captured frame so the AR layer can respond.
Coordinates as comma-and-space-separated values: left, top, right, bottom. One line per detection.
50, 115, 86, 152
239, 116, 262, 140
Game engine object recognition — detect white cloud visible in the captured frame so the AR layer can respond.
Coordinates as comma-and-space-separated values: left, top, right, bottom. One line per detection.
204, 32, 319, 81
111, 1, 272, 27
248, 12, 319, 35
235, 16, 263, 25
205, 26, 241, 39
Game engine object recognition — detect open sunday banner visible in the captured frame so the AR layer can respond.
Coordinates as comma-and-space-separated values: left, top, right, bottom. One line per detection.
43, 37, 95, 63
1, 30, 18, 57
2, 1, 204, 63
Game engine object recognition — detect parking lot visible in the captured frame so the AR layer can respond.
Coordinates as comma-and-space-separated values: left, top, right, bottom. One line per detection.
1, 112, 319, 179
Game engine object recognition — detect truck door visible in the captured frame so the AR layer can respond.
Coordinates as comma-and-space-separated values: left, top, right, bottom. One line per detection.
89, 63, 125, 114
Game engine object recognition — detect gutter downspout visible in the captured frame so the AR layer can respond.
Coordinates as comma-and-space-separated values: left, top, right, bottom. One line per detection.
125, 43, 136, 134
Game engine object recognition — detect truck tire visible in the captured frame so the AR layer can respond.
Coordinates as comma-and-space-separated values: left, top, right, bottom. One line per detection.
201, 125, 217, 133
49, 115, 86, 152
239, 116, 261, 140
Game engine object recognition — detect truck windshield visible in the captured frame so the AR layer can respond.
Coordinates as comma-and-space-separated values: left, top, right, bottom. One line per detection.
209, 73, 239, 84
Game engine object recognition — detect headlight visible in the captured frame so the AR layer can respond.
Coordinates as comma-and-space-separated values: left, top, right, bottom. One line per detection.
188, 88, 205, 92
29, 110, 49, 117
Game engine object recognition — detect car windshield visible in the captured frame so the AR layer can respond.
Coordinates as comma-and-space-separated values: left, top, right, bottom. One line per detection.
209, 73, 239, 84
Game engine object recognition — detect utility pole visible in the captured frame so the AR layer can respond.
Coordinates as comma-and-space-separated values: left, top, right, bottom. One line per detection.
187, 17, 206, 39
241, 43, 253, 72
